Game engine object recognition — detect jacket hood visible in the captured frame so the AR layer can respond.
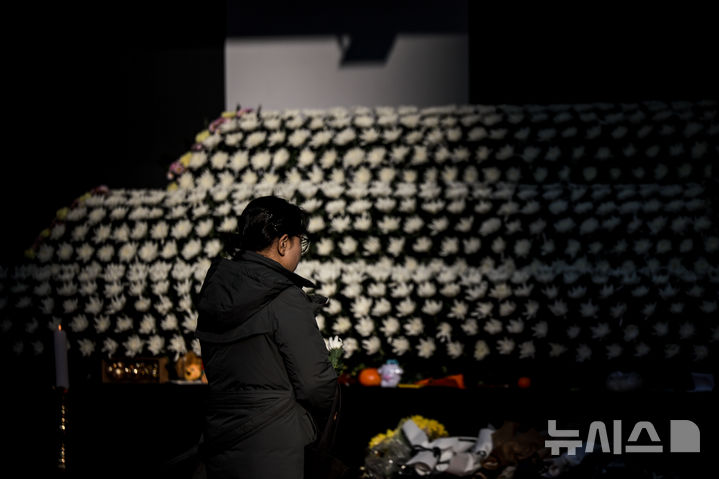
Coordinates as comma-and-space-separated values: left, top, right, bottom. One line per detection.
195, 251, 316, 343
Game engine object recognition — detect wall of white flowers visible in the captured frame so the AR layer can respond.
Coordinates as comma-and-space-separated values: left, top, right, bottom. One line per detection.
1, 100, 717, 378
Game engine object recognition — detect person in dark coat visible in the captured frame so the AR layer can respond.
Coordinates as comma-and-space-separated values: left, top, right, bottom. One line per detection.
195, 196, 338, 479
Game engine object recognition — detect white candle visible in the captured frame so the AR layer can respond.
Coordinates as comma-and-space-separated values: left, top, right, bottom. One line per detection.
54, 325, 69, 389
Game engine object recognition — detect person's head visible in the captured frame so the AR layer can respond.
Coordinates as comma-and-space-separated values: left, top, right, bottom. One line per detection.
230, 196, 310, 271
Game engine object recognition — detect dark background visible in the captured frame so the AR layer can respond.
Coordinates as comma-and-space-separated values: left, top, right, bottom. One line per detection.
3, 3, 717, 265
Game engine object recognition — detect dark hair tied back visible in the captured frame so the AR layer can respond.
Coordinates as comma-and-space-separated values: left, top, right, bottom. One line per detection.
221, 196, 308, 259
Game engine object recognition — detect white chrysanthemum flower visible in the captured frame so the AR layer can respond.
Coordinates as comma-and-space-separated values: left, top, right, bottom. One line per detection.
101, 337, 119, 356
515, 340, 535, 359
218, 217, 238, 233
317, 281, 337, 298
329, 216, 350, 233
342, 283, 361, 300
664, 344, 680, 359
187, 152, 208, 170
157, 312, 178, 331
227, 152, 250, 174
148, 222, 168, 241
355, 317, 374, 337
440, 340, 463, 359
384, 336, 408, 356
56, 243, 73, 261
359, 127, 380, 144
68, 314, 88, 332
410, 237, 431, 254
484, 318, 503, 335
334, 127, 356, 146
548, 300, 568, 317
399, 216, 423, 236
371, 297, 392, 317
699, 300, 717, 314
380, 237, 405, 256
478, 217, 501, 236
397, 317, 424, 338
421, 300, 442, 316
133, 314, 156, 336
378, 317, 400, 338
95, 245, 113, 262
116, 242, 137, 263
572, 344, 591, 362
341, 337, 358, 359
285, 128, 309, 147
193, 218, 214, 237
72, 338, 94, 357
589, 322, 610, 339
75, 243, 94, 262
86, 207, 106, 225
436, 322, 452, 342
623, 325, 640, 342
89, 313, 110, 333
135, 241, 159, 263
379, 127, 400, 144
243, 131, 266, 149
505, 318, 523, 334
351, 295, 373, 318
692, 345, 708, 362
488, 283, 511, 301
115, 315, 133, 333
498, 301, 516, 317
356, 215, 374, 236
604, 343, 622, 359
169, 220, 192, 240
141, 335, 164, 356
324, 335, 343, 352
468, 340, 490, 362
164, 334, 186, 361
50, 223, 67, 241
496, 337, 515, 355
302, 216, 326, 235
678, 322, 695, 339
157, 241, 176, 259
121, 335, 144, 358
308, 130, 332, 148
265, 129, 286, 146
311, 238, 333, 257
181, 239, 202, 260
37, 244, 55, 263
208, 151, 229, 170
182, 311, 198, 333
438, 237, 459, 257
414, 337, 435, 358
331, 316, 352, 335
249, 151, 271, 170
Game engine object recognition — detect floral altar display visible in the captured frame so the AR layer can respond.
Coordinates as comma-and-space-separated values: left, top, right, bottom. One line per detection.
363, 417, 558, 478
0, 100, 717, 382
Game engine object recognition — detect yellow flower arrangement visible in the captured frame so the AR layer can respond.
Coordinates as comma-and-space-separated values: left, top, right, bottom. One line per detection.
195, 130, 210, 143
179, 152, 192, 167
56, 207, 69, 221
403, 415, 448, 440
367, 415, 448, 449
368, 428, 397, 449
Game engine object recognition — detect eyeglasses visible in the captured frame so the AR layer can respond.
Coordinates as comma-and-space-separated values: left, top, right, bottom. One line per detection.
299, 235, 310, 255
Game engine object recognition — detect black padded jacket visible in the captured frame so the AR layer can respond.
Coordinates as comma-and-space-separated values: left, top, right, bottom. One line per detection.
195, 250, 337, 479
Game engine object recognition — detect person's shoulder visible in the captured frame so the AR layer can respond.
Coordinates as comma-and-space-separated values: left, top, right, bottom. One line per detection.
272, 285, 313, 311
